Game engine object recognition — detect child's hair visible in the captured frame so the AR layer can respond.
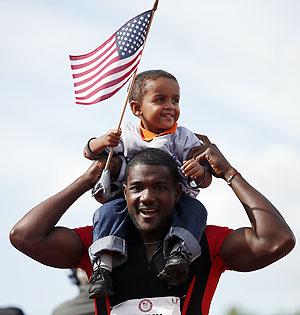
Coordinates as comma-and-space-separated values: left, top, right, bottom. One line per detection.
129, 70, 178, 103
125, 147, 180, 184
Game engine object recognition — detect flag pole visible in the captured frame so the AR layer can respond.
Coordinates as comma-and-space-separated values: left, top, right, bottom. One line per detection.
103, 0, 160, 171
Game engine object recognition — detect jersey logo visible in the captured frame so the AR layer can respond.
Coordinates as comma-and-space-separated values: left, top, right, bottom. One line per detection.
138, 298, 153, 312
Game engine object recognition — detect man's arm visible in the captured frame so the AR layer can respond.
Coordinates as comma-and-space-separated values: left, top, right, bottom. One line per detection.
9, 160, 105, 268
190, 135, 295, 271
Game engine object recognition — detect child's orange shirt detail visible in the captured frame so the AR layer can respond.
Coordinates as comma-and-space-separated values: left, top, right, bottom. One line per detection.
140, 122, 178, 142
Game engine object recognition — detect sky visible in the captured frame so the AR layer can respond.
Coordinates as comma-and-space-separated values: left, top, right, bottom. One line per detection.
1, 0, 299, 314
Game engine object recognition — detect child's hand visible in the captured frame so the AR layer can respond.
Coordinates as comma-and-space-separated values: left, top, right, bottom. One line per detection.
181, 159, 205, 182
103, 128, 122, 147
84, 129, 122, 160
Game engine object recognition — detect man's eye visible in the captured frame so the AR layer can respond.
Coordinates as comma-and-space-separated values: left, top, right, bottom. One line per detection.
129, 186, 141, 192
156, 185, 167, 191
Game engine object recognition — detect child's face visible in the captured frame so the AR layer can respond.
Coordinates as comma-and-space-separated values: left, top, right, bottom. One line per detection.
132, 77, 180, 134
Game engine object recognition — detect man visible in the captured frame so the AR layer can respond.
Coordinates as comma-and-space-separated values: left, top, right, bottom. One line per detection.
10, 136, 295, 315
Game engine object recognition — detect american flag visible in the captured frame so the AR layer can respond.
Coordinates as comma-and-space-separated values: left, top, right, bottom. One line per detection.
70, 10, 153, 105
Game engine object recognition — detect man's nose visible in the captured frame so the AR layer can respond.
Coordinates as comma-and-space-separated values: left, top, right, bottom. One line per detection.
140, 188, 155, 204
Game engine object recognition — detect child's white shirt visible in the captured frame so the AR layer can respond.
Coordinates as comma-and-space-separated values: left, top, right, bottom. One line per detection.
113, 122, 202, 197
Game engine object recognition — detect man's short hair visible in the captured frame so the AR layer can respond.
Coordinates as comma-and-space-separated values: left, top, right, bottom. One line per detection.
125, 148, 180, 184
129, 69, 178, 103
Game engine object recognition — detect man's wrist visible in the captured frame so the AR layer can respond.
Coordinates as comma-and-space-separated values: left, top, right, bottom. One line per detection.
77, 173, 97, 192
224, 167, 240, 185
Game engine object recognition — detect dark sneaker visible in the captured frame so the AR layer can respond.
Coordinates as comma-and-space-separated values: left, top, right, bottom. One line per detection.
88, 267, 114, 299
157, 247, 191, 286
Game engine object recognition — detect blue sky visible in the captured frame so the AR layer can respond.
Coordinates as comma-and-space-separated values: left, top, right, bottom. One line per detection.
1, 1, 299, 314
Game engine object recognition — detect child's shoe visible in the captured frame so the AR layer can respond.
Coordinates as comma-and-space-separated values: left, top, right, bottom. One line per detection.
88, 267, 114, 298
157, 247, 191, 286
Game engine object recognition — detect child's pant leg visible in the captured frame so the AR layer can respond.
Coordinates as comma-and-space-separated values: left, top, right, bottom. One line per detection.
89, 197, 129, 267
164, 194, 207, 262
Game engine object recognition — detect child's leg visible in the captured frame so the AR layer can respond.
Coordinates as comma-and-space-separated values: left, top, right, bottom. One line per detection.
165, 194, 207, 260
88, 197, 128, 298
90, 197, 128, 266
158, 194, 207, 286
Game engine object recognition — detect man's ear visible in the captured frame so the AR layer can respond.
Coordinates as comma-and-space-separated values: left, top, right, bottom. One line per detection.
130, 100, 142, 117
175, 183, 182, 202
123, 183, 127, 200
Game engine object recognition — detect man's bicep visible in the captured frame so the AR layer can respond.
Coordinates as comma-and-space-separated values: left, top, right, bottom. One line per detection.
32, 227, 85, 268
219, 227, 264, 272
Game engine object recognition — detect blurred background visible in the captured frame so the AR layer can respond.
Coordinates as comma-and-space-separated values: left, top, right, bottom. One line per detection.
1, 0, 299, 314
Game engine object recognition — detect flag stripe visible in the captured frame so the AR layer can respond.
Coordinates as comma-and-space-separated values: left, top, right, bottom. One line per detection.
71, 40, 116, 71
72, 45, 118, 79
75, 57, 140, 100
74, 56, 120, 88
74, 54, 120, 88
75, 64, 139, 104
75, 49, 143, 95
75, 74, 133, 105
73, 51, 119, 82
69, 34, 115, 61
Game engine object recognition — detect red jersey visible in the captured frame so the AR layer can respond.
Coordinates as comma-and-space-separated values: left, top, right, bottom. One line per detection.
75, 225, 232, 315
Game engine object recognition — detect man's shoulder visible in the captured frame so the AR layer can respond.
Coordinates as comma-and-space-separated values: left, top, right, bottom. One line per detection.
74, 226, 93, 247
73, 226, 93, 276
204, 225, 233, 262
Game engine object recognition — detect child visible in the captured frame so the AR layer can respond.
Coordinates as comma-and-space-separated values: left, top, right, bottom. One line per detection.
84, 70, 212, 298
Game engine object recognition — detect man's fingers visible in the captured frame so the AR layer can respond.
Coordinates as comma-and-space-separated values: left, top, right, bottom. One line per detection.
194, 134, 212, 146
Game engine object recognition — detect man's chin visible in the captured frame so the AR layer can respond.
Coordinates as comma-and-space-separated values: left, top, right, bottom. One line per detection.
132, 218, 158, 234
136, 222, 157, 233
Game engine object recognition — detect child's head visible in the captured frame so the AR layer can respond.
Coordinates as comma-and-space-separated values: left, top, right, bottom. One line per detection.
129, 70, 180, 134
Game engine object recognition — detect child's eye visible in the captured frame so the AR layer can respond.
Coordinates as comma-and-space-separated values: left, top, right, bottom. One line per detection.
172, 97, 180, 104
154, 97, 165, 103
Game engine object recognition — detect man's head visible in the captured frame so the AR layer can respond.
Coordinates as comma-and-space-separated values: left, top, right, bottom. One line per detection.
123, 148, 182, 241
129, 70, 181, 134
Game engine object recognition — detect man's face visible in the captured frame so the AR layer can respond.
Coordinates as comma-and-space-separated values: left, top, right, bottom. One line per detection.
124, 164, 181, 238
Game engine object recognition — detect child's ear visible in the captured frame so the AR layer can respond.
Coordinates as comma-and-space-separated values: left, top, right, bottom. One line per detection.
130, 100, 142, 117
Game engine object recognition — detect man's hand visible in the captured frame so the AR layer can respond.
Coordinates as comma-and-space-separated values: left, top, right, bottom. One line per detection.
82, 159, 106, 189
190, 134, 235, 181
83, 154, 122, 192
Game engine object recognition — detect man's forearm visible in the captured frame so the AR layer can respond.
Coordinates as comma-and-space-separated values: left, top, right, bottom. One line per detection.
223, 169, 295, 270
9, 161, 104, 268
228, 170, 288, 232
10, 174, 92, 248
